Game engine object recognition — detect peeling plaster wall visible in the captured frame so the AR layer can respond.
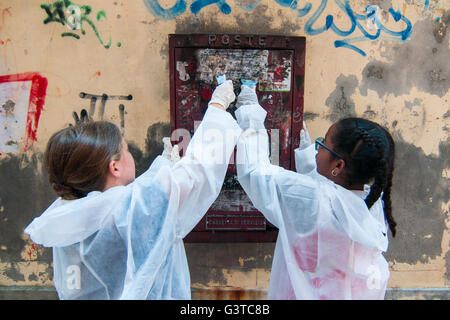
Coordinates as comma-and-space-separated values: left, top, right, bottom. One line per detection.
0, 0, 448, 298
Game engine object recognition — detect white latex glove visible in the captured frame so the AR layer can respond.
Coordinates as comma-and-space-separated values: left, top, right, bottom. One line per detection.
162, 137, 181, 163
208, 80, 235, 110
171, 144, 180, 162
236, 84, 259, 108
299, 121, 312, 150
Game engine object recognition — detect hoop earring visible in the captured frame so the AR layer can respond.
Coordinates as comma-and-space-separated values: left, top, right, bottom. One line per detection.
331, 168, 338, 177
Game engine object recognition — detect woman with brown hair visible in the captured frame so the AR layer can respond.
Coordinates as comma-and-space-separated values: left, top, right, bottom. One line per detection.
25, 81, 241, 299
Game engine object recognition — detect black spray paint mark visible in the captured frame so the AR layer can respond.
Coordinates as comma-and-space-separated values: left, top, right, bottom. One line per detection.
362, 106, 377, 120
303, 112, 319, 121
3, 263, 25, 282
433, 10, 449, 44
174, 5, 300, 36
385, 137, 449, 267
1, 99, 15, 117
443, 110, 450, 118
0, 154, 54, 281
79, 92, 133, 124
324, 74, 358, 122
404, 98, 423, 110
360, 14, 450, 98
185, 243, 275, 286
370, 0, 393, 11
325, 70, 448, 270
127, 122, 171, 178
118, 104, 125, 133
446, 250, 450, 280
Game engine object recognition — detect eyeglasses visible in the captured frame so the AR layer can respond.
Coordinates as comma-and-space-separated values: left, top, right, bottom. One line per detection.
315, 137, 345, 160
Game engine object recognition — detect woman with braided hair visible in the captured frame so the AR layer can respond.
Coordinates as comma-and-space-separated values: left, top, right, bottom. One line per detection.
236, 84, 396, 299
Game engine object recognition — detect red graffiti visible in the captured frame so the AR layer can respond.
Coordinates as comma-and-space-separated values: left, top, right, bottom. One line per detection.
0, 38, 11, 45
0, 8, 12, 34
0, 8, 13, 47
27, 243, 39, 259
90, 71, 101, 79
0, 72, 48, 152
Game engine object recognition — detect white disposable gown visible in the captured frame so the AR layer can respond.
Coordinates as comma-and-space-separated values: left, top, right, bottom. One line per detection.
25, 106, 242, 300
236, 103, 390, 300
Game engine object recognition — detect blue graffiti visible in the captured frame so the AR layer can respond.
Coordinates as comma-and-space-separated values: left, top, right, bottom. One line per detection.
191, 0, 231, 15
236, 0, 262, 12
142, 0, 412, 56
142, 0, 231, 19
304, 0, 412, 56
275, 0, 312, 17
143, 0, 187, 20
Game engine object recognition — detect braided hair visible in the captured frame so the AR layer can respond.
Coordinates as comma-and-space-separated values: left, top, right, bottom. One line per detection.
330, 118, 397, 237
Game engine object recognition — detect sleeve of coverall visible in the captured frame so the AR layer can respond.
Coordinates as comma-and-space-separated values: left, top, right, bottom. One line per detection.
236, 104, 319, 231
154, 105, 242, 238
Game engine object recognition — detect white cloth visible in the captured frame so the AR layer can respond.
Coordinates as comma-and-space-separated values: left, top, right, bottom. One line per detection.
25, 106, 242, 300
236, 103, 389, 300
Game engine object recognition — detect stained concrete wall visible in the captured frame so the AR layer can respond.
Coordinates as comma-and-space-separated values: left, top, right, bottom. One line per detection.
0, 0, 448, 299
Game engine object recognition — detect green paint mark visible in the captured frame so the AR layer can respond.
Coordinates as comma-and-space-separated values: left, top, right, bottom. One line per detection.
61, 32, 80, 39
117, 42, 122, 47
97, 10, 106, 21
82, 17, 112, 49
40, 1, 112, 49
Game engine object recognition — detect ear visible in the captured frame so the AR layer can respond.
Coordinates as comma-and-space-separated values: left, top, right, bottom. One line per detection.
334, 158, 346, 175
108, 160, 121, 178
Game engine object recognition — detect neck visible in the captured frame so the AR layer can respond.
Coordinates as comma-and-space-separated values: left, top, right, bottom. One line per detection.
103, 175, 121, 192
349, 184, 365, 191
334, 175, 365, 191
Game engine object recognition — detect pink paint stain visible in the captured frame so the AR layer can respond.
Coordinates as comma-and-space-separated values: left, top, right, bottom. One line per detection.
0, 72, 48, 152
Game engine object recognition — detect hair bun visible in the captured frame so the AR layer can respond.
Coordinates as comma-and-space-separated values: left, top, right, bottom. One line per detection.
51, 182, 80, 200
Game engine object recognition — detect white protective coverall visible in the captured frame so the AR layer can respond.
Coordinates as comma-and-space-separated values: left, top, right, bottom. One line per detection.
25, 105, 242, 300
236, 100, 390, 300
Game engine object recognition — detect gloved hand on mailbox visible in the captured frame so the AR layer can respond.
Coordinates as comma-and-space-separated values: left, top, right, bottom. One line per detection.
208, 80, 236, 110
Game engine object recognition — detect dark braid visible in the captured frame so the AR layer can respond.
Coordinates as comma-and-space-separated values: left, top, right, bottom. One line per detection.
331, 118, 397, 237
361, 130, 387, 209
380, 128, 397, 237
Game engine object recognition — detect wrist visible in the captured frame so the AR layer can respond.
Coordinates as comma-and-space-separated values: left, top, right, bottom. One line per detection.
209, 102, 226, 110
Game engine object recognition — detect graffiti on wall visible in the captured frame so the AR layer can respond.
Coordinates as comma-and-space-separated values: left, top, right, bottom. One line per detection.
0, 8, 12, 47
78, 92, 133, 134
0, 8, 18, 75
40, 0, 121, 48
0, 72, 48, 154
143, 0, 414, 56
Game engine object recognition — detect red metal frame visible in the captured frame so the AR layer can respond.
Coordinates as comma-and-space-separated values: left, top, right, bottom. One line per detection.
169, 34, 305, 242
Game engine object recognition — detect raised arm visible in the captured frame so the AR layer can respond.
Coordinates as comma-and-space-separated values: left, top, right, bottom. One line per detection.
235, 86, 319, 231
153, 81, 242, 238
294, 121, 318, 176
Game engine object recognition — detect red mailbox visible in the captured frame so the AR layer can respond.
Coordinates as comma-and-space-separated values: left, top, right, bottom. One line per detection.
169, 34, 306, 242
